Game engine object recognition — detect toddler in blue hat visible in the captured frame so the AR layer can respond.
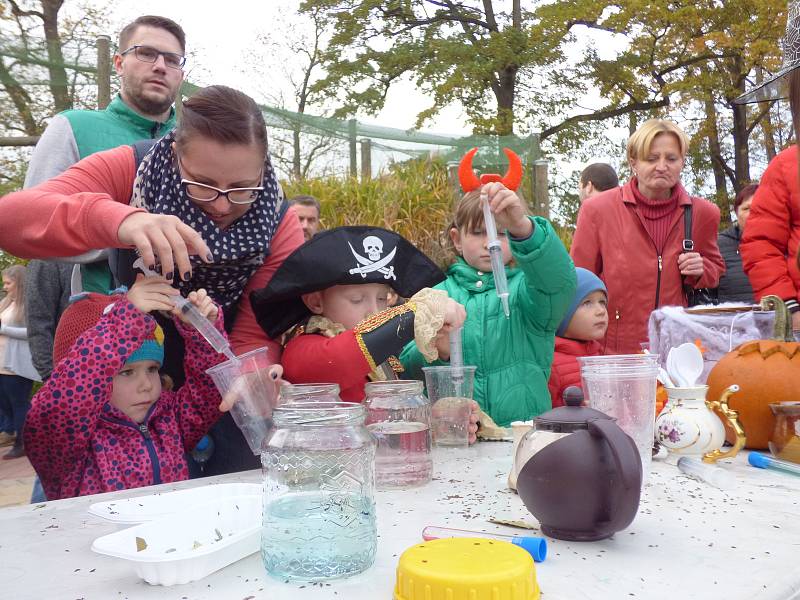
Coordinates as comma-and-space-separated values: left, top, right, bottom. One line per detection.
548, 268, 608, 407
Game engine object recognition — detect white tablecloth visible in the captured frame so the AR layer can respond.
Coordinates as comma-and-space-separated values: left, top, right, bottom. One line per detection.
1, 443, 798, 599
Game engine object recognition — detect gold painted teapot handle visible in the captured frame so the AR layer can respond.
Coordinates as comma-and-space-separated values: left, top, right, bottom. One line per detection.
703, 385, 746, 464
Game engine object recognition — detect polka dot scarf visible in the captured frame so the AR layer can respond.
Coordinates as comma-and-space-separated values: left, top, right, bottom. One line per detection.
130, 130, 283, 312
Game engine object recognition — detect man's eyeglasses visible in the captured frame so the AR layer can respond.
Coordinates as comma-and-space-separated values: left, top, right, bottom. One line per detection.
120, 45, 185, 69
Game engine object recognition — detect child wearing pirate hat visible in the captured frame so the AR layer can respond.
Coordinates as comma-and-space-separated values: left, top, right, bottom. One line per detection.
24, 276, 227, 501
250, 226, 472, 408
399, 150, 576, 427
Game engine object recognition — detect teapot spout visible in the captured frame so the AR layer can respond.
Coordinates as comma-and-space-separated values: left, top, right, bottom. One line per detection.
703, 385, 747, 464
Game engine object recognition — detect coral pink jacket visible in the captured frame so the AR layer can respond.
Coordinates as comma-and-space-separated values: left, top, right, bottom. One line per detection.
571, 180, 724, 355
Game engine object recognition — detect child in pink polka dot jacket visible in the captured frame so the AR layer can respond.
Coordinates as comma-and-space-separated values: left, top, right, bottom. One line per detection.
24, 275, 227, 500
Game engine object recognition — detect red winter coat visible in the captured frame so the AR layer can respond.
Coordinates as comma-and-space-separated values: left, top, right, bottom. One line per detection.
571, 180, 724, 355
24, 300, 225, 500
548, 337, 602, 407
740, 145, 800, 303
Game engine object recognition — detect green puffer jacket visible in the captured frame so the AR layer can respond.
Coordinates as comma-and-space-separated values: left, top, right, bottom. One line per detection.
400, 217, 576, 427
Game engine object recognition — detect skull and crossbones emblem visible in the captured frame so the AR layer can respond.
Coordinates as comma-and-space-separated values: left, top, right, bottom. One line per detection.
348, 235, 397, 280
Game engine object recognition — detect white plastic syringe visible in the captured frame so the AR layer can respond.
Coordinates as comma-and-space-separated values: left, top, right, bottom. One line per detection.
132, 258, 236, 361
481, 188, 510, 318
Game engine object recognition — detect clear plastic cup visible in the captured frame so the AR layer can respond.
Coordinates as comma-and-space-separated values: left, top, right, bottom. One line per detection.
578, 358, 659, 481
422, 366, 476, 448
206, 347, 282, 455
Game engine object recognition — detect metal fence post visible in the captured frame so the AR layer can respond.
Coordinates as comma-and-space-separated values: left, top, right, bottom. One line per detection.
96, 35, 111, 109
360, 138, 372, 181
348, 119, 357, 178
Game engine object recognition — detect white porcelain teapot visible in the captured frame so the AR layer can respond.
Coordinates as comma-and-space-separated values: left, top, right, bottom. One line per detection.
655, 384, 746, 463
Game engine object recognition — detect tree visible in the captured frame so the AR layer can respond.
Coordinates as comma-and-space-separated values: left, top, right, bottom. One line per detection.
243, 6, 340, 181
301, 0, 546, 136
0, 0, 110, 190
302, 0, 786, 211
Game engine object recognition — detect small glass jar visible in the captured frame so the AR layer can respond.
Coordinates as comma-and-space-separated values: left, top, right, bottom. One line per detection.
261, 401, 377, 581
280, 382, 342, 404
769, 402, 800, 464
364, 380, 432, 488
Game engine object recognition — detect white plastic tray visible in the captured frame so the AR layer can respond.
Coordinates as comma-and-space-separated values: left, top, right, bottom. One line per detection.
91, 494, 261, 586
88, 483, 262, 524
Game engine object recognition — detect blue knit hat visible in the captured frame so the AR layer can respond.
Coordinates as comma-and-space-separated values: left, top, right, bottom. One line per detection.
556, 268, 608, 337
127, 325, 165, 366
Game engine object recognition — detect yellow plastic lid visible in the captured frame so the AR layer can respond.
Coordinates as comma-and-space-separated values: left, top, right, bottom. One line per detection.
394, 537, 540, 600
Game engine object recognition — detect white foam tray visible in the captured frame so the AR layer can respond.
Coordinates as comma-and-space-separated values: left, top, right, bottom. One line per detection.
88, 483, 262, 524
91, 494, 262, 586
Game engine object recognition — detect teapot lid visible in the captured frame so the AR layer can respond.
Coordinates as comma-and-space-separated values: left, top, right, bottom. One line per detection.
534, 387, 613, 430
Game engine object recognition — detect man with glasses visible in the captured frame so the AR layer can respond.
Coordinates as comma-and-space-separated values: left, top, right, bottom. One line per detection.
23, 16, 186, 501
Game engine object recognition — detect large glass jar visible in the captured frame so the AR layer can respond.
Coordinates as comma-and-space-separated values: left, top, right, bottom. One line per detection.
261, 401, 377, 580
364, 380, 432, 488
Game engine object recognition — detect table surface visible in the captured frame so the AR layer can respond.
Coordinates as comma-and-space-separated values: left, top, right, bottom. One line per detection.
1, 442, 798, 600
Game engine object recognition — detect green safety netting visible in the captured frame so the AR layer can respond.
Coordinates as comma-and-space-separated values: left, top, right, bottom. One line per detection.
1, 39, 542, 168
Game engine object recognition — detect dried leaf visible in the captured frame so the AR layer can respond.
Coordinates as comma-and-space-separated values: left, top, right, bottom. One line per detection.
135, 537, 147, 552
488, 518, 539, 530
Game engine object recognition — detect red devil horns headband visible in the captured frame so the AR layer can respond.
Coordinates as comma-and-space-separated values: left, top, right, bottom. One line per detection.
458, 147, 523, 192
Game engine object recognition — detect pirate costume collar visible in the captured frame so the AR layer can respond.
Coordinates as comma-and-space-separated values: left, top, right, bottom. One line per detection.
250, 226, 444, 339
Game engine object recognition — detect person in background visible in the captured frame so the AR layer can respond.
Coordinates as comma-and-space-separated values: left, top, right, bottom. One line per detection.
24, 262, 74, 381
289, 195, 322, 241
399, 181, 575, 427
571, 119, 725, 355
548, 268, 608, 407
579, 163, 619, 202
0, 265, 40, 459
716, 184, 758, 304
23, 15, 185, 294
736, 2, 800, 336
24, 277, 226, 500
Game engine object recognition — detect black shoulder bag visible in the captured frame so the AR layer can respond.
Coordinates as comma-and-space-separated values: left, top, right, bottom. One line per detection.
682, 204, 719, 307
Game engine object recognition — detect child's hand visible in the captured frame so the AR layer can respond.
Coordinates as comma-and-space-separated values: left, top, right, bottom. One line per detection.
127, 274, 179, 314
218, 364, 284, 412
172, 288, 219, 324
483, 182, 533, 239
434, 299, 467, 360
468, 400, 480, 445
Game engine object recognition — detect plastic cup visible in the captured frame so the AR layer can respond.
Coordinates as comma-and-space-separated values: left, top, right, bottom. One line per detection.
423, 366, 476, 448
578, 358, 659, 481
206, 347, 281, 455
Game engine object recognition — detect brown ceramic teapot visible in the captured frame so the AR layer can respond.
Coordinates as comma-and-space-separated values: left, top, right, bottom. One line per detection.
515, 387, 642, 541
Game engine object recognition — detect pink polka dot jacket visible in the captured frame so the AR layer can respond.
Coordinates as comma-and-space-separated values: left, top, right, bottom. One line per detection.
24, 299, 227, 500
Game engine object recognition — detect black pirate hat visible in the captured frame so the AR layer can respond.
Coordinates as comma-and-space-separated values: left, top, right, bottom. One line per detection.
251, 226, 445, 338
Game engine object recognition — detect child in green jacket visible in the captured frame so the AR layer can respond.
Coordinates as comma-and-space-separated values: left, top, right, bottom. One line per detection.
400, 182, 576, 427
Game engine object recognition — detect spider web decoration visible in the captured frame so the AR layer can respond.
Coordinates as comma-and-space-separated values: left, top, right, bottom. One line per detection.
781, 0, 800, 70
735, 0, 799, 104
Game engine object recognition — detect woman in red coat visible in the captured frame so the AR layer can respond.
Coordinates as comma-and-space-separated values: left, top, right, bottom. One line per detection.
736, 2, 800, 335
571, 119, 725, 355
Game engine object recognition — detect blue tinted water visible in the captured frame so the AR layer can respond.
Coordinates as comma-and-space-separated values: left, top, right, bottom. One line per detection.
261, 491, 377, 580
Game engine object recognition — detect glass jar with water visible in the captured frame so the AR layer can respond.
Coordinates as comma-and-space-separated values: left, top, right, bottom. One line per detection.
261, 401, 377, 581
364, 380, 432, 488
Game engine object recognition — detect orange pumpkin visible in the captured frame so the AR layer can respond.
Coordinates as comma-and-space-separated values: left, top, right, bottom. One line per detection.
706, 296, 800, 449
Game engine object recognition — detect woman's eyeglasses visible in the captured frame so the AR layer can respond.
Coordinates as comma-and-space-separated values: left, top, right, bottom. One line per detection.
176, 154, 263, 205
181, 179, 263, 205
120, 45, 186, 69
